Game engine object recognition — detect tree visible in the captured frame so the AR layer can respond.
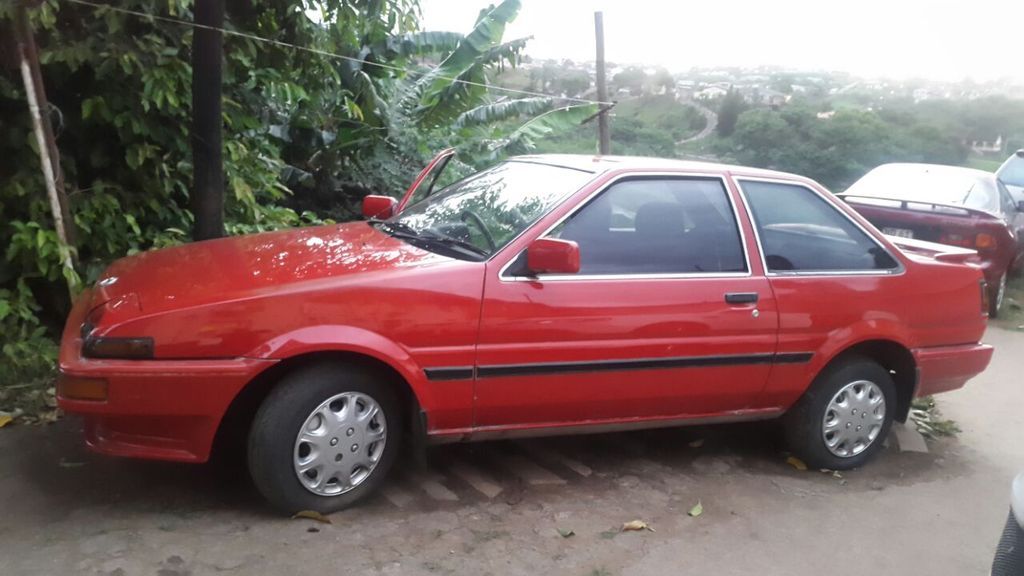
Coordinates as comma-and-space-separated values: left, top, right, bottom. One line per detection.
716, 87, 746, 137
0, 0, 593, 388
191, 0, 225, 241
612, 66, 646, 95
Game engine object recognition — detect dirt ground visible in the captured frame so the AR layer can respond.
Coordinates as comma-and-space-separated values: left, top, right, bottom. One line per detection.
1, 325, 1021, 576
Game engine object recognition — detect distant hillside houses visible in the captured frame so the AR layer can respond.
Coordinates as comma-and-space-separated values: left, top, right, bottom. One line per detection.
970, 135, 1004, 155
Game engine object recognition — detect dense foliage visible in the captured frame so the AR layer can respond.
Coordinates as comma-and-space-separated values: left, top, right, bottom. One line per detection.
0, 0, 594, 389
714, 97, 1024, 190
535, 94, 705, 157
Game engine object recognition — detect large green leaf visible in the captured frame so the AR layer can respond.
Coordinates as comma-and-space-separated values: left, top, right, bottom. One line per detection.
453, 97, 556, 130
381, 31, 465, 59
489, 103, 600, 158
406, 0, 522, 117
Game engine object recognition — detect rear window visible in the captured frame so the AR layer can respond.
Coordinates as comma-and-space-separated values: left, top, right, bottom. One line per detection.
845, 164, 999, 213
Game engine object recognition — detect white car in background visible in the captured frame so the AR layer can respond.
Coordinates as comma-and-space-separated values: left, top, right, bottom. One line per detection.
997, 150, 1024, 202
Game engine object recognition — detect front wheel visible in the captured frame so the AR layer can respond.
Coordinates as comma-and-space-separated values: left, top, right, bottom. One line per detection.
783, 356, 895, 470
248, 363, 401, 514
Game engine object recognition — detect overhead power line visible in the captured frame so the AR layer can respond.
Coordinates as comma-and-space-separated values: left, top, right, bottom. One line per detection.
62, 0, 613, 107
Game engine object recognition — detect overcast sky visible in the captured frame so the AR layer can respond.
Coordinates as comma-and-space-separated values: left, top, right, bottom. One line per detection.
420, 0, 1023, 82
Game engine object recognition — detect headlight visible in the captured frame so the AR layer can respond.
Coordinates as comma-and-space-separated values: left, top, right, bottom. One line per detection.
83, 336, 154, 359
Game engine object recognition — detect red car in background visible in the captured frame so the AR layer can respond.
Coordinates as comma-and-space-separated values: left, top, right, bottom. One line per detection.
843, 163, 1024, 317
58, 154, 993, 514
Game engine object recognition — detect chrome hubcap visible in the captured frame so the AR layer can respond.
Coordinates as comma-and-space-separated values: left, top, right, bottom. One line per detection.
822, 380, 886, 458
293, 392, 386, 496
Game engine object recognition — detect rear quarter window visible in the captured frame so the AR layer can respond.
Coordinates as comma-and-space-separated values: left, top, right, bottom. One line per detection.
740, 180, 899, 273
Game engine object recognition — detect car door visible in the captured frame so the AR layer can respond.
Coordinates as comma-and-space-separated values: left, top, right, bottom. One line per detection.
473, 174, 780, 430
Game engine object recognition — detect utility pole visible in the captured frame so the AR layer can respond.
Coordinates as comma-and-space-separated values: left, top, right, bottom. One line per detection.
13, 0, 76, 290
192, 0, 225, 241
594, 11, 610, 155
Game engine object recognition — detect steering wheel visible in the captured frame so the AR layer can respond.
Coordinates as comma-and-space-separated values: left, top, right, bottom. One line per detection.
504, 208, 528, 228
460, 209, 496, 252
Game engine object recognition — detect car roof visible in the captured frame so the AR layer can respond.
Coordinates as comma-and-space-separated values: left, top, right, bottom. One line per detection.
507, 154, 812, 182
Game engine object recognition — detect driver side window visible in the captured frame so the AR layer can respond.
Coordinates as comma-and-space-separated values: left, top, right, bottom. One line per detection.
546, 177, 748, 275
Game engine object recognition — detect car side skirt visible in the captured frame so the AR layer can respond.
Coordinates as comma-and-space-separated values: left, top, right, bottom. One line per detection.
426, 407, 785, 444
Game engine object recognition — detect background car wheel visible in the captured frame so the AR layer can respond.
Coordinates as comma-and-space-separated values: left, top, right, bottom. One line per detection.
990, 273, 1007, 318
783, 356, 896, 471
248, 362, 401, 514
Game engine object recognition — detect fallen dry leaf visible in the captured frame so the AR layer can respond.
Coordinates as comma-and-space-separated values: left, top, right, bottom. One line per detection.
786, 456, 808, 471
292, 510, 332, 524
621, 520, 654, 532
0, 414, 12, 428
688, 501, 703, 517
688, 439, 705, 448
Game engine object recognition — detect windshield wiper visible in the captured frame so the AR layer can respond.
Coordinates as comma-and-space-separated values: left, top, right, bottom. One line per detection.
375, 221, 488, 259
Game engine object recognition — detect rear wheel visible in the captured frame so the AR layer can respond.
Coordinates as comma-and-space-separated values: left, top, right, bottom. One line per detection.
990, 273, 1007, 318
783, 356, 895, 470
248, 363, 401, 514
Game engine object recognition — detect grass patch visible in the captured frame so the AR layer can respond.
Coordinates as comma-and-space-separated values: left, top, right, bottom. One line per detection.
615, 95, 705, 141
964, 155, 1004, 172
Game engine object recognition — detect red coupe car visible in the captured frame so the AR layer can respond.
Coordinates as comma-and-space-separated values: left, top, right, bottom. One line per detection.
842, 163, 1024, 317
58, 154, 993, 513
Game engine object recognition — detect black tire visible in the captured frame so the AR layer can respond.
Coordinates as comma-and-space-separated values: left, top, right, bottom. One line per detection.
782, 356, 896, 471
248, 362, 402, 514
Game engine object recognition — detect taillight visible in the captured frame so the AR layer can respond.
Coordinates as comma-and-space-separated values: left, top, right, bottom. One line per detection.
939, 233, 974, 248
981, 280, 990, 316
975, 233, 997, 251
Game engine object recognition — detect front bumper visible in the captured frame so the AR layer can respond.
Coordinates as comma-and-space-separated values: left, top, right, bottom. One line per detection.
57, 289, 276, 462
912, 342, 993, 397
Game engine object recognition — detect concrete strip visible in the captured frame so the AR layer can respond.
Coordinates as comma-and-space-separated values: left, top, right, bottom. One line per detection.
533, 447, 593, 477
891, 422, 929, 453
418, 478, 459, 501
449, 462, 503, 499
497, 454, 567, 485
380, 483, 415, 508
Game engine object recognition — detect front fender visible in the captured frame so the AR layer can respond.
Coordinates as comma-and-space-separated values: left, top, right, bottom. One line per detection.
249, 324, 422, 384
244, 325, 472, 434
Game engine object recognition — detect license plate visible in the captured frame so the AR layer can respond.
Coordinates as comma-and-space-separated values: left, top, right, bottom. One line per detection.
883, 227, 914, 239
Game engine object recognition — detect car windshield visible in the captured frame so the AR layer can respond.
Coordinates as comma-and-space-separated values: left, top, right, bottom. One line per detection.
376, 161, 593, 260
845, 164, 1000, 213
998, 154, 1024, 187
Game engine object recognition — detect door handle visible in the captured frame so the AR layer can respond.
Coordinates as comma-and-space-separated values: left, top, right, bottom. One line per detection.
725, 292, 759, 304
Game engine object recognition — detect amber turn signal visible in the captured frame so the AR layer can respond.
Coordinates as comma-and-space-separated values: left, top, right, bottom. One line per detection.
975, 233, 997, 250
57, 374, 108, 402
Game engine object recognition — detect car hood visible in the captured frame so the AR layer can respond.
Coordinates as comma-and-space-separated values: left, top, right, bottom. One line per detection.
92, 222, 447, 315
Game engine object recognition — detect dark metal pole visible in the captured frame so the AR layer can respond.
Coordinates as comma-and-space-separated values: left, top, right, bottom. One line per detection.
192, 0, 225, 241
594, 11, 610, 155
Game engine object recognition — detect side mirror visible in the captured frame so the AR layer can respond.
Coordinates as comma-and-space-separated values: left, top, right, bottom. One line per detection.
1017, 200, 1024, 213
362, 195, 397, 220
526, 238, 580, 275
